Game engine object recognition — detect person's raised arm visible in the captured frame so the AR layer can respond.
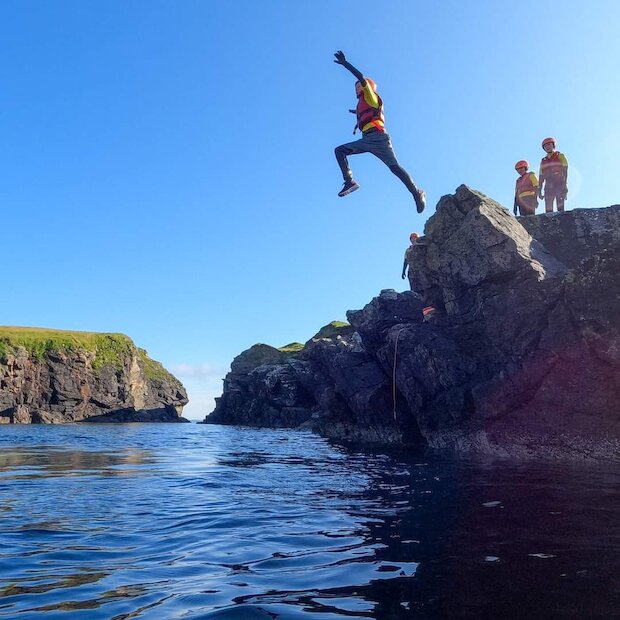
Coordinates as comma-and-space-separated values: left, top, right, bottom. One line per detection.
334, 50, 366, 85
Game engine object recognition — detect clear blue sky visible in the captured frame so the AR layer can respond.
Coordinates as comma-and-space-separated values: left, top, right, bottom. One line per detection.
2, 0, 619, 419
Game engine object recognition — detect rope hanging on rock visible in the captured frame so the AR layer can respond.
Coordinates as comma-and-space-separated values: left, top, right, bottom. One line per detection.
392, 327, 405, 421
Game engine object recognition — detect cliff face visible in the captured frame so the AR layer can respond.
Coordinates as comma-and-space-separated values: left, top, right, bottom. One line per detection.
0, 328, 188, 423
205, 187, 620, 460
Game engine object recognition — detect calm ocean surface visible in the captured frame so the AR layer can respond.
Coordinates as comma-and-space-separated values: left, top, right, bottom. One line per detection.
0, 423, 619, 619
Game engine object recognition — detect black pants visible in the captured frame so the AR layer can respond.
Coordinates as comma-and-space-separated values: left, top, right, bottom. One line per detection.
335, 130, 419, 194
517, 195, 538, 216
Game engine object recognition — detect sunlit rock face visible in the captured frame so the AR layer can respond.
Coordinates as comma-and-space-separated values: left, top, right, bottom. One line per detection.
206, 187, 620, 461
0, 330, 188, 423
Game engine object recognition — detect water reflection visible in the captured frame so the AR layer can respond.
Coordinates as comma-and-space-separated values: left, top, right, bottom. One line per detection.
0, 446, 154, 479
0, 425, 618, 619
202, 448, 620, 619
0, 570, 108, 597
30, 583, 152, 615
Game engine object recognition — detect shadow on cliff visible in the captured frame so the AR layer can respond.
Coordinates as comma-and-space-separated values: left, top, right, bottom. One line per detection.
81, 406, 190, 423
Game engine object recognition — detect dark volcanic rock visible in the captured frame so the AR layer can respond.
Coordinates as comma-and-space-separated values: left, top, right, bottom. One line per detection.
0, 330, 188, 423
519, 205, 620, 268
207, 343, 316, 429
206, 187, 620, 460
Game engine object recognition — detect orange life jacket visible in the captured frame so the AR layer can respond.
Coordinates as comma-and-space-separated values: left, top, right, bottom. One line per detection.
515, 172, 537, 199
356, 91, 385, 132
540, 151, 565, 179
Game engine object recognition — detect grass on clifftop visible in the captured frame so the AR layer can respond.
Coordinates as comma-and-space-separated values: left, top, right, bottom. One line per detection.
0, 327, 164, 376
137, 348, 176, 383
310, 321, 350, 341
275, 322, 351, 355
274, 322, 352, 355
277, 342, 305, 354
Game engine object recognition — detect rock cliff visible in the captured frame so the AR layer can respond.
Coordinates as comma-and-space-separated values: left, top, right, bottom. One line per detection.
0, 328, 188, 423
205, 187, 620, 460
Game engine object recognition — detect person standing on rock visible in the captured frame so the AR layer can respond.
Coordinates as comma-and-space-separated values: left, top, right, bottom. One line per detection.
333, 50, 426, 213
539, 137, 568, 213
513, 160, 539, 216
402, 232, 421, 292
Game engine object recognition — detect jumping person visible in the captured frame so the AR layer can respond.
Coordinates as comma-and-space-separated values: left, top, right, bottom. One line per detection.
333, 50, 426, 213
539, 137, 568, 213
513, 160, 539, 216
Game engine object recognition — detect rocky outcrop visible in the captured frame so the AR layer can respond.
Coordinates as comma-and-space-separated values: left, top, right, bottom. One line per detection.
205, 187, 620, 461
519, 204, 620, 268
0, 328, 188, 423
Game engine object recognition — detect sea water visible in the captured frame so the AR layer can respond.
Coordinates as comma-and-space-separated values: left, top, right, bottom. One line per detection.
0, 423, 619, 619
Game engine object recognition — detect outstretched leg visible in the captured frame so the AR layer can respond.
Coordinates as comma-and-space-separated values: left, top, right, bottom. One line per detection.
388, 163, 425, 213
388, 163, 419, 194
335, 139, 366, 181
367, 132, 426, 213
335, 138, 371, 197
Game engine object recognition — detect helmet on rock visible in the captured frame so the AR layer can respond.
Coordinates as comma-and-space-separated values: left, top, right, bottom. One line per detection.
515, 160, 529, 171
410, 232, 419, 241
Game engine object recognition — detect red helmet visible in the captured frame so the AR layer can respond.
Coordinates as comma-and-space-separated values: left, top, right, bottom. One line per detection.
542, 137, 556, 148
410, 232, 419, 240
515, 160, 529, 171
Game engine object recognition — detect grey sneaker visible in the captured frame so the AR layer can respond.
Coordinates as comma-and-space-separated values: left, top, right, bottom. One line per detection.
414, 189, 426, 213
338, 179, 360, 197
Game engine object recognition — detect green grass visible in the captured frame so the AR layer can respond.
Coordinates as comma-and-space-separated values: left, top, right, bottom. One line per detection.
236, 343, 283, 366
309, 321, 351, 341
0, 327, 162, 377
277, 342, 305, 354
138, 348, 176, 383
275, 322, 352, 356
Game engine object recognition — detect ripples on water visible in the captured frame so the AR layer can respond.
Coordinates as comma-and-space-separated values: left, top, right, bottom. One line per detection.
0, 424, 619, 619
